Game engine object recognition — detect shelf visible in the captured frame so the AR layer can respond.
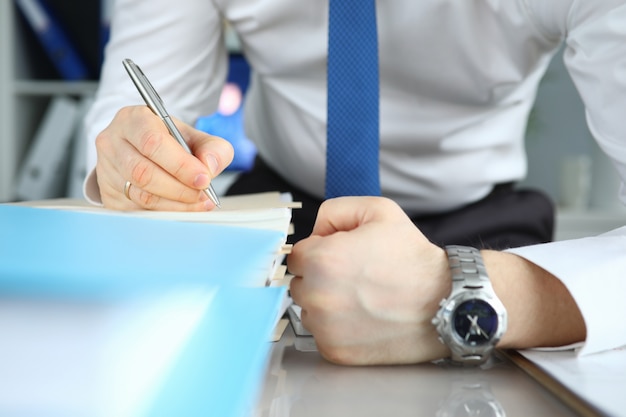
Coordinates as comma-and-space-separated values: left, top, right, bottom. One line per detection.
14, 80, 99, 96
0, 1, 103, 202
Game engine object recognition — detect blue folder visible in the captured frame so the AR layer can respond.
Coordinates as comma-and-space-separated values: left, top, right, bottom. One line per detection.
0, 204, 288, 417
0, 283, 286, 417
0, 205, 285, 297
145, 286, 285, 417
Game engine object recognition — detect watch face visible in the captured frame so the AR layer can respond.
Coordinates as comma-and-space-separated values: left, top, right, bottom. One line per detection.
453, 299, 498, 345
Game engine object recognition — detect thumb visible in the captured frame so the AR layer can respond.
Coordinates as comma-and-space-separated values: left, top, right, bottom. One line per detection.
178, 120, 235, 177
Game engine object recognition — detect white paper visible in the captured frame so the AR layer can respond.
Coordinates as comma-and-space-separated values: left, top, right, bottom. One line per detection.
521, 346, 626, 417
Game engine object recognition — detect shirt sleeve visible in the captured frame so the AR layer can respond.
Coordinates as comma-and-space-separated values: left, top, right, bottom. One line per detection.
507, 228, 626, 356
517, 0, 626, 356
83, 0, 228, 177
527, 0, 626, 203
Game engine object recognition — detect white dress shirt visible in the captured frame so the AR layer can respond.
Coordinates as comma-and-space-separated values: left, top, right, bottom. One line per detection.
85, 0, 626, 354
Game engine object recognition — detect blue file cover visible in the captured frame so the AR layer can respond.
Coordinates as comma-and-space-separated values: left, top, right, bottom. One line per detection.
0, 203, 289, 416
146, 286, 286, 417
0, 204, 286, 296
0, 276, 286, 417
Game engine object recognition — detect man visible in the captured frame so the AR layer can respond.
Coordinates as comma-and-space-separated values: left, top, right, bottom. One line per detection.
85, 0, 626, 364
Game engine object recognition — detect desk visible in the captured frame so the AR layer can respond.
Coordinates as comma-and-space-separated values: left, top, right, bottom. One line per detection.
255, 326, 584, 417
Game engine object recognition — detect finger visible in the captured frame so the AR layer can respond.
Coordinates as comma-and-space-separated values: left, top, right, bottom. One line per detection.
97, 133, 213, 210
99, 162, 212, 212
288, 275, 304, 306
117, 106, 215, 191
177, 121, 235, 178
286, 235, 323, 278
312, 196, 405, 236
123, 180, 215, 211
96, 134, 142, 210
287, 277, 317, 337
121, 146, 215, 207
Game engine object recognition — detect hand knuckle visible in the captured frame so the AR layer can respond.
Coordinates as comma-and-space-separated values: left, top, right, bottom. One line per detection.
137, 189, 159, 209
130, 158, 153, 189
171, 159, 189, 178
95, 130, 112, 153
116, 105, 134, 119
138, 130, 165, 159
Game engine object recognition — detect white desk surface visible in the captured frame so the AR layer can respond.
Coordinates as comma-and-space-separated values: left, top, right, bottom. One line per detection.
255, 325, 592, 417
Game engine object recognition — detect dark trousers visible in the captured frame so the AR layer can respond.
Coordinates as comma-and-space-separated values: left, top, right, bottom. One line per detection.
226, 158, 554, 250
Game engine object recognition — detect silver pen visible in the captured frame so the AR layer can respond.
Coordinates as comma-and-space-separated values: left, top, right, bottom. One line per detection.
122, 58, 221, 208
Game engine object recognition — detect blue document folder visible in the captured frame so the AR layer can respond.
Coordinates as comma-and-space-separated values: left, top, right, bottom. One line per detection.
0, 203, 289, 416
145, 286, 285, 417
0, 205, 285, 297
0, 285, 286, 417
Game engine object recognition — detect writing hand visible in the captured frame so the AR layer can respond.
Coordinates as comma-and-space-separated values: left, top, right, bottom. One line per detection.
95, 105, 234, 211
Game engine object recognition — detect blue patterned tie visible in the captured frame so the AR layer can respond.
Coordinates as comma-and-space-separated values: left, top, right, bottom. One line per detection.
325, 0, 381, 199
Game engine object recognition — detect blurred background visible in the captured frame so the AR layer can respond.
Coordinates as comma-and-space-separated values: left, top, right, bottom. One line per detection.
1, 0, 624, 240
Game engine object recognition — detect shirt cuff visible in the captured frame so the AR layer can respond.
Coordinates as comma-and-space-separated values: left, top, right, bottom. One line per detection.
506, 228, 626, 356
82, 169, 103, 206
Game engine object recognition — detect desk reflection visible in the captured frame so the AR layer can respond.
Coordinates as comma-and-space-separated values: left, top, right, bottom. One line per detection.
255, 326, 578, 417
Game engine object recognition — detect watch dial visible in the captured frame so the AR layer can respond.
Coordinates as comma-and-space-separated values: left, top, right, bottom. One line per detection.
453, 300, 498, 345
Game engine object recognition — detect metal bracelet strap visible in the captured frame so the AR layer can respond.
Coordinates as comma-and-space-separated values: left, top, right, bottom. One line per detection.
445, 245, 490, 291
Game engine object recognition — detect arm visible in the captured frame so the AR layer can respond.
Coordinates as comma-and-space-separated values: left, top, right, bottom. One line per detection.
513, 0, 626, 355
83, 0, 232, 210
287, 197, 586, 365
483, 250, 585, 350
527, 0, 626, 202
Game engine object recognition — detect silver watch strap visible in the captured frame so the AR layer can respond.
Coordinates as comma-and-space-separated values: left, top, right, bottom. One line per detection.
446, 245, 491, 294
438, 245, 506, 365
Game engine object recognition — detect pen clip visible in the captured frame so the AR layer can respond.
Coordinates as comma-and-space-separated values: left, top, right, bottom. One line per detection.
122, 58, 169, 118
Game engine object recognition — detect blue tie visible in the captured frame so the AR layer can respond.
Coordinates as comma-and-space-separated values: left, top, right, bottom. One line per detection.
325, 0, 381, 199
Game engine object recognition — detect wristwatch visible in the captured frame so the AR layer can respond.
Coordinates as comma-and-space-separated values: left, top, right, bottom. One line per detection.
431, 245, 507, 365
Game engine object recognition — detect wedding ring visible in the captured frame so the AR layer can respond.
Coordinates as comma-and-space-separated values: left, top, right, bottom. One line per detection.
124, 181, 132, 200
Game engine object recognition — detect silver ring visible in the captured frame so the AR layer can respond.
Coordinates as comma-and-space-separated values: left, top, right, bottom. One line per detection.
123, 181, 132, 200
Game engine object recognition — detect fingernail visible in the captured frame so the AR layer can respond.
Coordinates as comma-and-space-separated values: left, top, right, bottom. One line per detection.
206, 154, 219, 176
194, 173, 210, 188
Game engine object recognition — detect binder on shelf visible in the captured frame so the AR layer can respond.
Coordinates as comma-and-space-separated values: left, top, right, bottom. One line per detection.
15, 0, 89, 81
16, 95, 80, 201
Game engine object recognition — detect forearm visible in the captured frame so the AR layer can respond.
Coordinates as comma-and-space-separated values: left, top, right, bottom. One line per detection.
483, 250, 587, 350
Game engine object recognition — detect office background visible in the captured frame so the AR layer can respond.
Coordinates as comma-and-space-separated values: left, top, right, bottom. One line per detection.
1, 0, 624, 238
